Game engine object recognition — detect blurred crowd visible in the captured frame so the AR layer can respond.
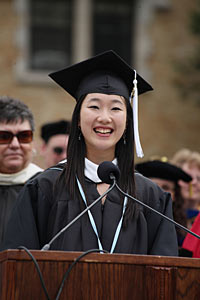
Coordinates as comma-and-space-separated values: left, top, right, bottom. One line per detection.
136, 149, 200, 257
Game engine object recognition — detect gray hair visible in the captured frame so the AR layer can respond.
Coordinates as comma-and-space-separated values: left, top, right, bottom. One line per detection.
0, 96, 35, 131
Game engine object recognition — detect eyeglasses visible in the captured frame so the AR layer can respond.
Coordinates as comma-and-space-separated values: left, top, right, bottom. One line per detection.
53, 146, 65, 155
0, 130, 33, 144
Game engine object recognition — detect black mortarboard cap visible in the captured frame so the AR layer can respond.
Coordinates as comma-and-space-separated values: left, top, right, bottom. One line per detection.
48, 50, 153, 101
41, 120, 71, 143
135, 160, 192, 183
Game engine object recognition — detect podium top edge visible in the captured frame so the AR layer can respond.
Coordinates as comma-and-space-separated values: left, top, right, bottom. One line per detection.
0, 249, 199, 268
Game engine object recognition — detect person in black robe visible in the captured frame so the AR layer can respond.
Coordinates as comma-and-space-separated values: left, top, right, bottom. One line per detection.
135, 159, 192, 247
1, 51, 178, 256
0, 96, 43, 247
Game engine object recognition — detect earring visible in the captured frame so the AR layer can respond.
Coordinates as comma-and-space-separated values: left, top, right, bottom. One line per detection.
78, 127, 82, 141
123, 132, 126, 145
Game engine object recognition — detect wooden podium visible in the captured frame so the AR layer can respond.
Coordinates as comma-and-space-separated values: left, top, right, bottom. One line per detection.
0, 250, 200, 300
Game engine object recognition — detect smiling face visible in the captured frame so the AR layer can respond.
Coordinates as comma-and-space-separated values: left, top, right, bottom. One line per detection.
0, 120, 33, 174
79, 93, 127, 164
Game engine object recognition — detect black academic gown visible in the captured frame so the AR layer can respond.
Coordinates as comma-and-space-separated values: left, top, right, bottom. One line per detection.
0, 185, 23, 243
1, 166, 178, 256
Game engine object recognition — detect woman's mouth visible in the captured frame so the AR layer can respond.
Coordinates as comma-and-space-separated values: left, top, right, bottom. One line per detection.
94, 127, 113, 134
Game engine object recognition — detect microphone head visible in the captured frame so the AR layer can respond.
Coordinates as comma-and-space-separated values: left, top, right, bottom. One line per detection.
97, 161, 120, 184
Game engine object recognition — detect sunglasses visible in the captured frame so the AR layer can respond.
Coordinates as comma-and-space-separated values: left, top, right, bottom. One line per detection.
53, 146, 65, 155
0, 130, 33, 144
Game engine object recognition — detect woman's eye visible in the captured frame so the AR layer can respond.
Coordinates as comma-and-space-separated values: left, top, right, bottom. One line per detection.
112, 107, 122, 111
89, 105, 99, 109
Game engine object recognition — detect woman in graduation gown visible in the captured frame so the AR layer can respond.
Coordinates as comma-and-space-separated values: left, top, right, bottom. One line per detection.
1, 51, 178, 256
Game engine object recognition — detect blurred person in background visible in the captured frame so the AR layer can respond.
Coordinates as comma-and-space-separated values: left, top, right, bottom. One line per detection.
40, 119, 71, 168
135, 159, 192, 247
171, 148, 200, 228
0, 96, 43, 245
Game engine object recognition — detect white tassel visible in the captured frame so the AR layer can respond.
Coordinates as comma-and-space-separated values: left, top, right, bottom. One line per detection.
130, 70, 144, 158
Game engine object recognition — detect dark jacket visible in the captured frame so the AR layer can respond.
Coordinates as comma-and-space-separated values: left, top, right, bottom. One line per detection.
1, 165, 178, 256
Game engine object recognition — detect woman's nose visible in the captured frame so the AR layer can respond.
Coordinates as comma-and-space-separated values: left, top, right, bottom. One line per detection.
97, 109, 112, 123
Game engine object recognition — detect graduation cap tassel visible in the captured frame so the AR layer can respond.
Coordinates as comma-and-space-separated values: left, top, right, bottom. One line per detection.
130, 71, 144, 158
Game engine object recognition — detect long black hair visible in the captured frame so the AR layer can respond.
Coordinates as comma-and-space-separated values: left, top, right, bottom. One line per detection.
59, 95, 140, 224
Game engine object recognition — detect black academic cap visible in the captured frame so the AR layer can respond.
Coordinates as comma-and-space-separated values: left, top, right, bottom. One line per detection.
49, 50, 153, 101
41, 120, 71, 143
135, 160, 192, 183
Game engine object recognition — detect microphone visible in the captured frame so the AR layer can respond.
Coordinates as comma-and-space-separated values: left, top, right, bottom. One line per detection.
97, 161, 120, 184
41, 177, 116, 250
97, 162, 200, 240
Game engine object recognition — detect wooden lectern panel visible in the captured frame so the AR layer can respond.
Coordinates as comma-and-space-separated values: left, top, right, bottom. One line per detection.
0, 250, 200, 300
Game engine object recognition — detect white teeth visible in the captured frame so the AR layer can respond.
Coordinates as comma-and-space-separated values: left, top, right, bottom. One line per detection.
95, 128, 111, 134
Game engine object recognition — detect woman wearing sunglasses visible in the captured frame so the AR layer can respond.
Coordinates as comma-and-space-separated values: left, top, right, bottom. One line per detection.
0, 96, 43, 246
2, 51, 178, 256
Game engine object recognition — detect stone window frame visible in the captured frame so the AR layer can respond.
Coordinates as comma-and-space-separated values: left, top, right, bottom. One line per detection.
14, 0, 171, 84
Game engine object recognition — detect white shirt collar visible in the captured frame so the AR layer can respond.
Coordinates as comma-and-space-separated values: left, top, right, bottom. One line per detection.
84, 158, 117, 183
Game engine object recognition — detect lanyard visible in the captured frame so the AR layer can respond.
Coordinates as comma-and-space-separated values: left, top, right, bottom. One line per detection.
76, 177, 127, 253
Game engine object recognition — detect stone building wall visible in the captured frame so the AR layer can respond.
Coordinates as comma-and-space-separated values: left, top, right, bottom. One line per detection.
139, 0, 200, 162
0, 0, 75, 168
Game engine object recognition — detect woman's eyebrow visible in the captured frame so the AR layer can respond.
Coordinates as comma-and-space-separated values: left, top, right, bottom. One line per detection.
111, 99, 124, 105
87, 98, 100, 102
86, 97, 124, 105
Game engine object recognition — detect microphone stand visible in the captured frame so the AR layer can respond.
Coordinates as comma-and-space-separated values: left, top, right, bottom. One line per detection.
41, 181, 116, 250
114, 180, 200, 240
